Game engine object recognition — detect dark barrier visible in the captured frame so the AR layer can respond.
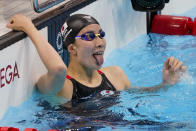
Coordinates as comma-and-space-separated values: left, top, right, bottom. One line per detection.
0, 0, 97, 65
47, 13, 70, 66
131, 0, 169, 12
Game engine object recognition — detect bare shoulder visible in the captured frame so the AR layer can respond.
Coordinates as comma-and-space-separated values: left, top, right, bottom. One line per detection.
100, 66, 131, 90
101, 66, 124, 76
57, 79, 73, 99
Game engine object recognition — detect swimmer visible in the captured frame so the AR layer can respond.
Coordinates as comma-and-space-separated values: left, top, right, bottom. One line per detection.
6, 14, 187, 100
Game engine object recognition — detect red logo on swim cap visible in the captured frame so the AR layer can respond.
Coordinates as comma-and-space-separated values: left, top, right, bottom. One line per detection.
62, 26, 64, 31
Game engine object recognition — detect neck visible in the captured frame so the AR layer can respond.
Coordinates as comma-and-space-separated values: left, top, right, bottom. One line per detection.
67, 60, 99, 83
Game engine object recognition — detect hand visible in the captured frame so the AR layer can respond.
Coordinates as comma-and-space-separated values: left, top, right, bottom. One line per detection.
6, 14, 34, 33
162, 56, 187, 85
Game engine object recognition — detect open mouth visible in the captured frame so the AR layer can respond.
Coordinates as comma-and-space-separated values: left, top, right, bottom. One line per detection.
93, 51, 104, 66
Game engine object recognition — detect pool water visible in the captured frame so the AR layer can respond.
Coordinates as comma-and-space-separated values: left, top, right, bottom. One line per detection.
106, 33, 196, 86
1, 33, 196, 131
104, 33, 196, 130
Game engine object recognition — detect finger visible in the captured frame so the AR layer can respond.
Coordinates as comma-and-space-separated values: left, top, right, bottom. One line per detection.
6, 20, 15, 29
164, 57, 170, 69
174, 61, 183, 71
8, 14, 19, 24
6, 22, 13, 29
172, 58, 179, 67
6, 17, 14, 28
180, 66, 187, 72
8, 18, 14, 24
169, 56, 175, 66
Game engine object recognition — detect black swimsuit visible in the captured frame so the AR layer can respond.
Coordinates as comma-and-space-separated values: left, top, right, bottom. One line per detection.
66, 70, 116, 100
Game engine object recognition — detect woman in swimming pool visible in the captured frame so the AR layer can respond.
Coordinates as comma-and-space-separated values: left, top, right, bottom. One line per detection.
7, 14, 187, 100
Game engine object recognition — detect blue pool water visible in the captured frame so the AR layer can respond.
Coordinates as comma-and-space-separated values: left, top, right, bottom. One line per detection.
1, 33, 196, 130
104, 34, 196, 129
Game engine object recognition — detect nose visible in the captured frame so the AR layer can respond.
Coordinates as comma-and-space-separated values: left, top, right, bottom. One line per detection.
94, 36, 106, 48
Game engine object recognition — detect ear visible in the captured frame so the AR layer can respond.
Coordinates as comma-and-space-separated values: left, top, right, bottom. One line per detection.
67, 44, 77, 55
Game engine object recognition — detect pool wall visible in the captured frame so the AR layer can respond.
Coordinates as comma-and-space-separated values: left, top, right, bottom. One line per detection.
0, 0, 196, 120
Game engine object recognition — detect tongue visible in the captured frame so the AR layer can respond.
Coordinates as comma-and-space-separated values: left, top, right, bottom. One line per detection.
94, 55, 104, 66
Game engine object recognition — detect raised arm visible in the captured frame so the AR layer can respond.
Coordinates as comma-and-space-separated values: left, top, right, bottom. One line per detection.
6, 14, 67, 95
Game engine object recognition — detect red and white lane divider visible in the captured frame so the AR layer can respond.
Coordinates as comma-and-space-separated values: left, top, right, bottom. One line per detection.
0, 127, 58, 131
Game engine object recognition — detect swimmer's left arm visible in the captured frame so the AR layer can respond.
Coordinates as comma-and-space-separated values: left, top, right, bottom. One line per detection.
131, 56, 187, 92
134, 82, 170, 92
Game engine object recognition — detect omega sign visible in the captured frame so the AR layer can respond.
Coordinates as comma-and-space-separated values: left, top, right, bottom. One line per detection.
0, 62, 20, 88
56, 32, 63, 57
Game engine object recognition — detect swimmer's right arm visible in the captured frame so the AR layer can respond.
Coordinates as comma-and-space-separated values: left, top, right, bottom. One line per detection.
7, 14, 67, 95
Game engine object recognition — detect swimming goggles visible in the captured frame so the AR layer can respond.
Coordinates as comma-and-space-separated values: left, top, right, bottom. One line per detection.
75, 30, 105, 41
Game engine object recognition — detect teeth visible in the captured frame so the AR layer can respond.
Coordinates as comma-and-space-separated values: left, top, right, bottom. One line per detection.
94, 52, 103, 55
